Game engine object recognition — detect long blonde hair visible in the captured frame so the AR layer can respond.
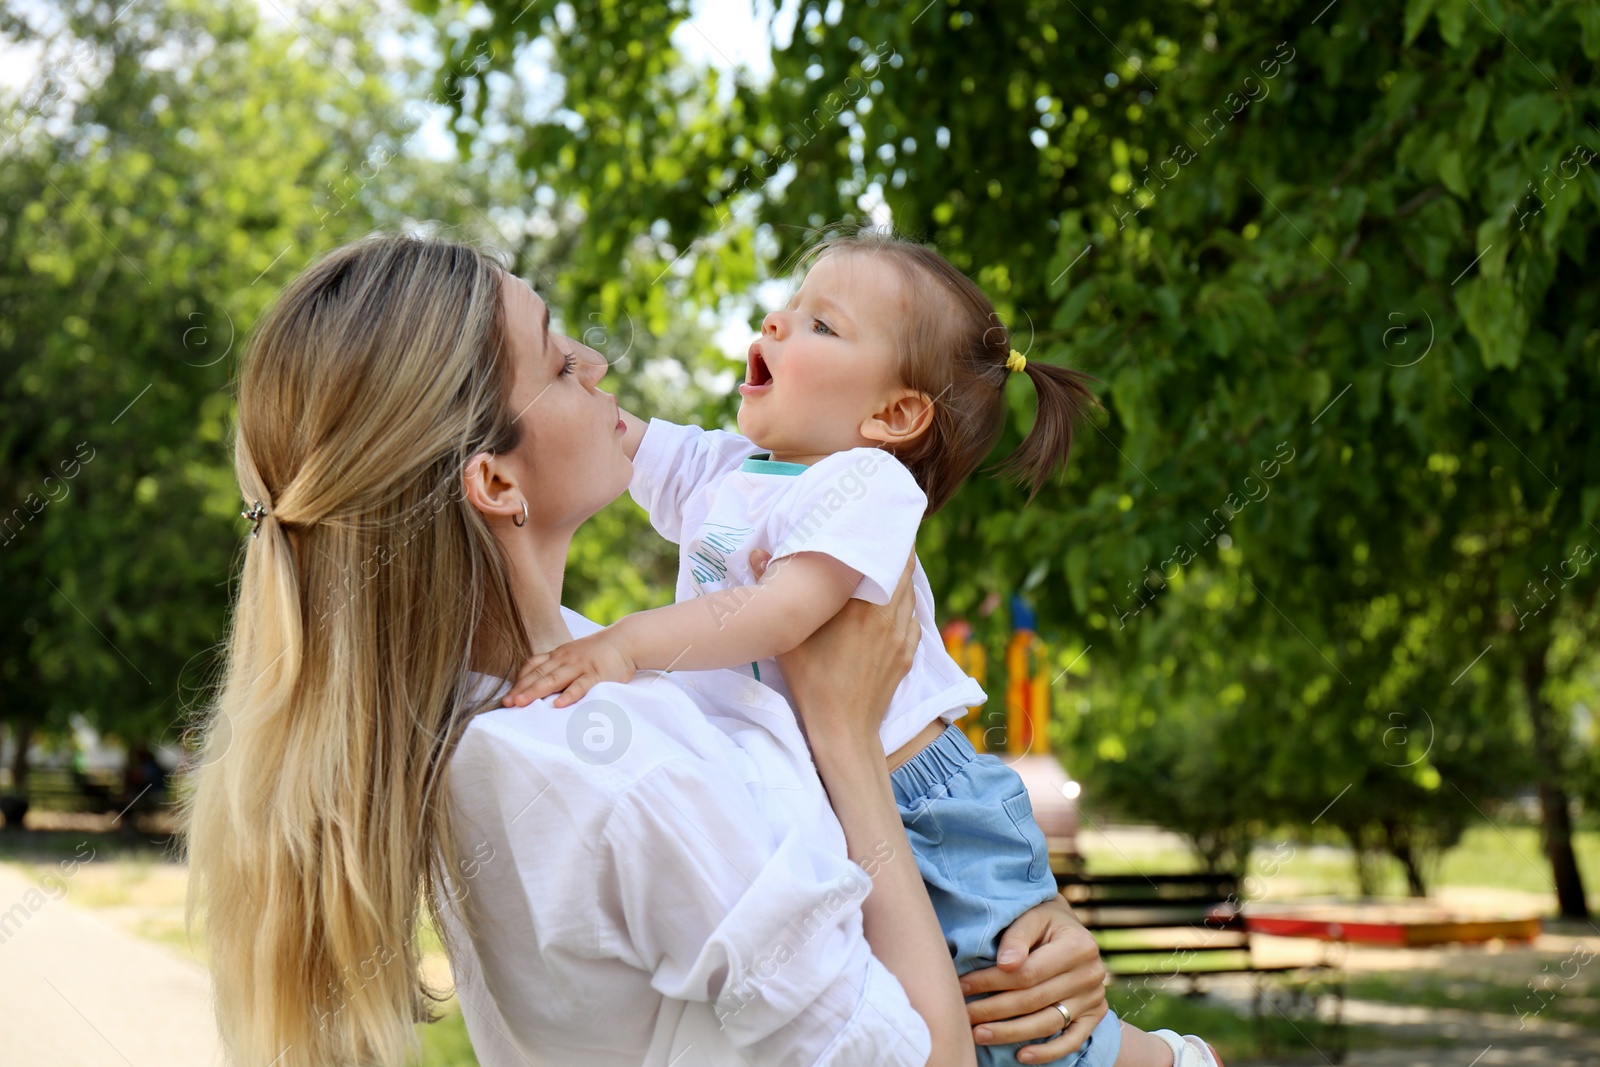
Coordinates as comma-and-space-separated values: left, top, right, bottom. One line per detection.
182, 233, 528, 1066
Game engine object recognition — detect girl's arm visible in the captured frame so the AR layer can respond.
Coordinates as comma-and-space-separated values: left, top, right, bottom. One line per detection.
504, 552, 859, 707
777, 558, 976, 1067
620, 415, 762, 546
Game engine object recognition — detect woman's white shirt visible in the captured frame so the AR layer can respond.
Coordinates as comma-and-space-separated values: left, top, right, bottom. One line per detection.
440, 607, 933, 1067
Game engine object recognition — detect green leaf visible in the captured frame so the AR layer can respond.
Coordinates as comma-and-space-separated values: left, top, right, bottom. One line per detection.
1052, 281, 1096, 331
1306, 370, 1333, 417
1455, 276, 1528, 370
1576, 1, 1600, 61
1403, 0, 1441, 46
1540, 179, 1579, 247
1436, 0, 1468, 46
1065, 544, 1092, 615
1438, 147, 1470, 198
1459, 80, 1492, 145
1494, 93, 1562, 143
1484, 219, 1513, 282
1110, 367, 1146, 434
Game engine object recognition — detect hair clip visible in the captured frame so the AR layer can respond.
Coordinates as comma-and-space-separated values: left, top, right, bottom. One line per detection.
1006, 349, 1028, 374
242, 500, 268, 538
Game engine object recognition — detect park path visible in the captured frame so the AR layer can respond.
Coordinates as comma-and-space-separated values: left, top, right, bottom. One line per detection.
0, 862, 220, 1067
1187, 989, 1600, 1067
1203, 979, 1600, 1066
1299, 999, 1600, 1066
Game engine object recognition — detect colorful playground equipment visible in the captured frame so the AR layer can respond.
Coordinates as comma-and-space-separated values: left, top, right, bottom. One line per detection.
940, 619, 989, 752
942, 598, 1082, 861
1004, 596, 1051, 758
1245, 904, 1541, 946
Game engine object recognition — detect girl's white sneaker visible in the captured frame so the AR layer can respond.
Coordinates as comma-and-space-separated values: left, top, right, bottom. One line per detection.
1149, 1029, 1224, 1067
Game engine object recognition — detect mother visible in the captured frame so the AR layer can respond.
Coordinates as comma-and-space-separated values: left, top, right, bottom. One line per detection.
184, 233, 1108, 1066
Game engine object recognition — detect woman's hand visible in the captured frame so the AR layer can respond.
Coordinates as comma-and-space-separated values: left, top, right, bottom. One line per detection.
769, 552, 919, 749
960, 895, 1110, 1063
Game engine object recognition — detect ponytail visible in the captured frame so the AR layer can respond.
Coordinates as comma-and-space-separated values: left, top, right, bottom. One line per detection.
995, 357, 1100, 501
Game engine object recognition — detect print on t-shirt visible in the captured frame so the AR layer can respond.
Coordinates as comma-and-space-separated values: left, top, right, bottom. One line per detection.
688, 523, 755, 592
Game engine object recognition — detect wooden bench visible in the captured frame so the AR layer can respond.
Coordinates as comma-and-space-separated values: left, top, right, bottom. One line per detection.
2, 766, 167, 829
22, 767, 124, 814
1057, 871, 1346, 1060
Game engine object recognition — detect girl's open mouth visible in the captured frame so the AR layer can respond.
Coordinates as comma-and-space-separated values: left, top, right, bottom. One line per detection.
739, 349, 773, 396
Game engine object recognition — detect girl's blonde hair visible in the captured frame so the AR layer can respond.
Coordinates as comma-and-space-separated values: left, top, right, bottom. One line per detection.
182, 233, 528, 1066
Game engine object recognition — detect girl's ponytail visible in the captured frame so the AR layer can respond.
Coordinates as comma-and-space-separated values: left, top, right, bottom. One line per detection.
995, 355, 1100, 501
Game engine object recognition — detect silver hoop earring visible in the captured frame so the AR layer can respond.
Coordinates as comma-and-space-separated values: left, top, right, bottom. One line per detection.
512, 500, 528, 527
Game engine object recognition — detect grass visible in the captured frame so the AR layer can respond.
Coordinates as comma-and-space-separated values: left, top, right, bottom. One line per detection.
1106, 985, 1410, 1063
1433, 825, 1600, 897
1344, 970, 1600, 1028
0, 827, 176, 864
417, 1004, 479, 1066
1081, 824, 1600, 906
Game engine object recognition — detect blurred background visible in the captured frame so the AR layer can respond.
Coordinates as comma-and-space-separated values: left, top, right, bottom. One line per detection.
1, 0, 1597, 1063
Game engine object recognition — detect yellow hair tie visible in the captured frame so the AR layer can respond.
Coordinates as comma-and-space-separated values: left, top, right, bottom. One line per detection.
1006, 349, 1027, 374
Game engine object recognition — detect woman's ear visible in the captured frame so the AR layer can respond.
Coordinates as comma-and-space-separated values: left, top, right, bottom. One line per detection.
462, 451, 523, 523
860, 389, 935, 447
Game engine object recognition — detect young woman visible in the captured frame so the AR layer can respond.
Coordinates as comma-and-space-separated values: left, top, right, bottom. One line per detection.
183, 233, 1112, 1067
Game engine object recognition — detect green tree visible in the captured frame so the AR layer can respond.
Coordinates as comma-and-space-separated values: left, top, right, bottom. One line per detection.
0, 0, 520, 779
0, 0, 731, 789
447, 0, 1600, 913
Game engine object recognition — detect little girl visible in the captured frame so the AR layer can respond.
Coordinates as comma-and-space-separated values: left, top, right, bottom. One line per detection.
505, 232, 1222, 1067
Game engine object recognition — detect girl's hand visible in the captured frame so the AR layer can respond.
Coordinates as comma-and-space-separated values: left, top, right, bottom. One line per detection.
503, 629, 638, 709
767, 552, 919, 748
960, 895, 1110, 1062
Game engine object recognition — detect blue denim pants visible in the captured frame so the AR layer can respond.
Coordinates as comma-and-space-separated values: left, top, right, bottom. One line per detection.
891, 725, 1122, 1067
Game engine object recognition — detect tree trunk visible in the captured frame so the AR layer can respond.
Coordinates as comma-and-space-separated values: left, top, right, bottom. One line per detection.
1522, 648, 1590, 920
1398, 851, 1428, 898
7, 720, 32, 792
1340, 823, 1381, 897
1383, 820, 1429, 897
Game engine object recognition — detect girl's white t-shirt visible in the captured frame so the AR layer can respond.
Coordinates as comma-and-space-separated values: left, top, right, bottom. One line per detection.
628, 418, 987, 755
